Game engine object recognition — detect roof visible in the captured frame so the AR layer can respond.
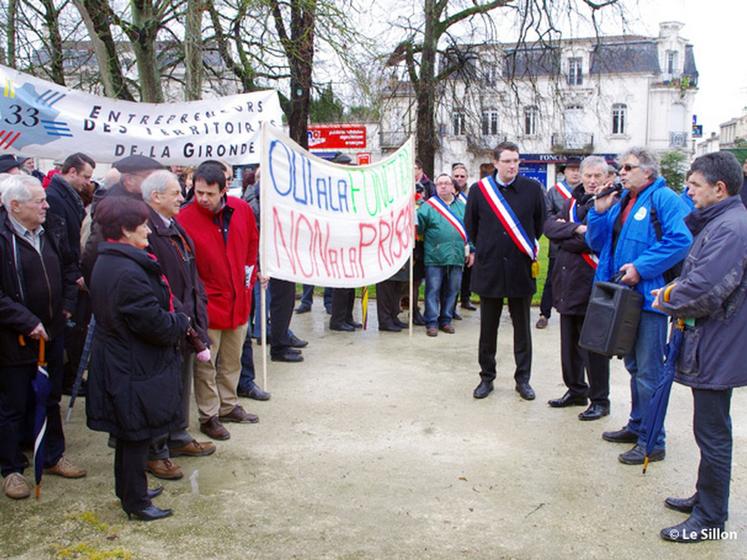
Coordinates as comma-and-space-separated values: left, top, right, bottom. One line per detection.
589, 40, 661, 74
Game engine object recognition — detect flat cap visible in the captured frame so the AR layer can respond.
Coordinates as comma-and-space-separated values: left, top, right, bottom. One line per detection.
112, 155, 164, 174
0, 154, 20, 173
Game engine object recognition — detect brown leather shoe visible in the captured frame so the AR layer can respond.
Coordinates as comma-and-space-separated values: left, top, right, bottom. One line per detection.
426, 327, 438, 337
219, 405, 259, 424
3, 473, 30, 499
200, 416, 230, 440
169, 439, 216, 458
440, 323, 455, 334
45, 456, 87, 479
146, 458, 184, 480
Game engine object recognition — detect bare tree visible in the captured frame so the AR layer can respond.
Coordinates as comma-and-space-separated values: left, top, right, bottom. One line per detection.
184, 0, 205, 100
6, 0, 18, 68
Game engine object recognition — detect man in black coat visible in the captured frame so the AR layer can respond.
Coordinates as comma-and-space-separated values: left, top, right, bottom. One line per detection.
465, 141, 546, 401
543, 156, 610, 420
0, 176, 84, 500
46, 152, 95, 393
141, 170, 217, 480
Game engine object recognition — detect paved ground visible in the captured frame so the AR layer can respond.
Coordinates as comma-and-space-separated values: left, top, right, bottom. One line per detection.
1, 303, 746, 559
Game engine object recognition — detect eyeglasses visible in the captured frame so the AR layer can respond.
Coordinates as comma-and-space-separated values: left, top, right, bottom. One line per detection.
621, 164, 640, 172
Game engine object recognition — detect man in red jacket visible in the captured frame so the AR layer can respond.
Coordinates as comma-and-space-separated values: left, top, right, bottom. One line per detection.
177, 162, 260, 440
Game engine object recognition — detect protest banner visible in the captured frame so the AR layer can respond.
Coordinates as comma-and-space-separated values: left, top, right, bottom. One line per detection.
0, 64, 282, 164
260, 124, 415, 288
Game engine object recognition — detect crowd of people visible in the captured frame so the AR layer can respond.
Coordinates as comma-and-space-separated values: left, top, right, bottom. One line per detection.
0, 144, 745, 543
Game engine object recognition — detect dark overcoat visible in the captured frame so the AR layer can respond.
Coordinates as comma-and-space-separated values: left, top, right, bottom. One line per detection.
543, 185, 598, 315
86, 242, 189, 441
464, 173, 546, 298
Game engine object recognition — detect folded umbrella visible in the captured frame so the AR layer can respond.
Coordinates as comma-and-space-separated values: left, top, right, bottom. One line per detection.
642, 319, 685, 474
65, 316, 95, 423
361, 286, 369, 330
31, 337, 51, 499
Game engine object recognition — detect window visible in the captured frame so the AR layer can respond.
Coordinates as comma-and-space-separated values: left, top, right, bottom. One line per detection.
482, 60, 498, 85
666, 50, 679, 75
452, 111, 466, 136
481, 109, 499, 135
524, 106, 538, 136
612, 103, 627, 135
567, 57, 583, 85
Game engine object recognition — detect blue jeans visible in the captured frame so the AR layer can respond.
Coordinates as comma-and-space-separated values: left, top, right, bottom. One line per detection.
252, 281, 270, 339
624, 311, 667, 449
238, 329, 255, 392
424, 265, 462, 328
301, 285, 332, 310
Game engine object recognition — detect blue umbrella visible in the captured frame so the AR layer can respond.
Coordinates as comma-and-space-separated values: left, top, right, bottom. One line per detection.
31, 337, 51, 499
642, 319, 685, 474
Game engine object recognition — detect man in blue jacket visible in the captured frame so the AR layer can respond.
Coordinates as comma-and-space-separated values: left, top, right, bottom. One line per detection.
586, 147, 692, 465
654, 151, 747, 542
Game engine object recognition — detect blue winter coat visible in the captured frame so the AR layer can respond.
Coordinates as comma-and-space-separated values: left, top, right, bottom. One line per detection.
660, 196, 747, 389
586, 176, 692, 312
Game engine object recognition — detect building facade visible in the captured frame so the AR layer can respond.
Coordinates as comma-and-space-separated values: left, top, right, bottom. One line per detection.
379, 21, 698, 188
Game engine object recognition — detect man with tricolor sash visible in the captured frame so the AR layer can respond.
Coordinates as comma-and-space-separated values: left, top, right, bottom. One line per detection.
543, 156, 611, 421
465, 141, 546, 401
417, 174, 473, 337
537, 157, 582, 330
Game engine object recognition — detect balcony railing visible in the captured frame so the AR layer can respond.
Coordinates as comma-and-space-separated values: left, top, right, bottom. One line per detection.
551, 132, 594, 154
379, 130, 410, 149
669, 131, 689, 149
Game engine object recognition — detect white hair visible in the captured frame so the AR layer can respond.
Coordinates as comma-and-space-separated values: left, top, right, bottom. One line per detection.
1, 175, 41, 206
141, 170, 179, 202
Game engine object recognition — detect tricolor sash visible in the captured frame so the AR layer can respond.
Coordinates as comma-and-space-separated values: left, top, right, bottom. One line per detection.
569, 198, 599, 270
554, 181, 573, 200
425, 195, 468, 244
457, 191, 468, 204
477, 176, 539, 261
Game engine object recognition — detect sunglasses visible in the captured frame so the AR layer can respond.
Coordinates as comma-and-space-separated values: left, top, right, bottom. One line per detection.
621, 164, 640, 172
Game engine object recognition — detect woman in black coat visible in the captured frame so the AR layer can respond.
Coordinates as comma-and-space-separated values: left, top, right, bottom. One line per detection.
87, 196, 190, 521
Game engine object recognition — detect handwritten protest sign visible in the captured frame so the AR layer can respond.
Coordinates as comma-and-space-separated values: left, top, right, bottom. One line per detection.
260, 125, 414, 288
0, 64, 281, 164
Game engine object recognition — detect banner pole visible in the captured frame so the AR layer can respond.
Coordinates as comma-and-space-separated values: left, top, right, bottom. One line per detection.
260, 122, 269, 391
409, 135, 415, 338
261, 283, 268, 391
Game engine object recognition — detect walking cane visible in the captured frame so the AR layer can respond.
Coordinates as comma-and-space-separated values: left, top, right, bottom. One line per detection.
65, 316, 96, 422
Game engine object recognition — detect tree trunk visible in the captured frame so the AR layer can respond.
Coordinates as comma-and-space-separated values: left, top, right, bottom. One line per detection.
184, 0, 204, 101
130, 0, 164, 102
416, 0, 440, 178
40, 0, 66, 85
7, 0, 17, 68
288, 2, 316, 149
73, 0, 135, 100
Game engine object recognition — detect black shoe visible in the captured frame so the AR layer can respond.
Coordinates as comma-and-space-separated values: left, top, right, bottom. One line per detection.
602, 427, 638, 444
618, 444, 665, 465
330, 321, 354, 332
473, 380, 494, 399
346, 321, 363, 329
147, 486, 164, 500
453, 312, 463, 321
461, 301, 477, 311
294, 304, 311, 314
665, 494, 697, 514
578, 403, 610, 421
127, 505, 173, 521
515, 382, 535, 401
237, 385, 271, 401
412, 314, 425, 326
548, 391, 588, 408
62, 379, 87, 397
378, 323, 402, 332
324, 305, 332, 315
660, 517, 724, 543
271, 351, 304, 363
393, 318, 407, 329
288, 334, 308, 348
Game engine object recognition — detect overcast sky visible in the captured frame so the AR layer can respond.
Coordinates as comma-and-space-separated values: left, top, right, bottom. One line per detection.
357, 0, 746, 138
637, 0, 747, 136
